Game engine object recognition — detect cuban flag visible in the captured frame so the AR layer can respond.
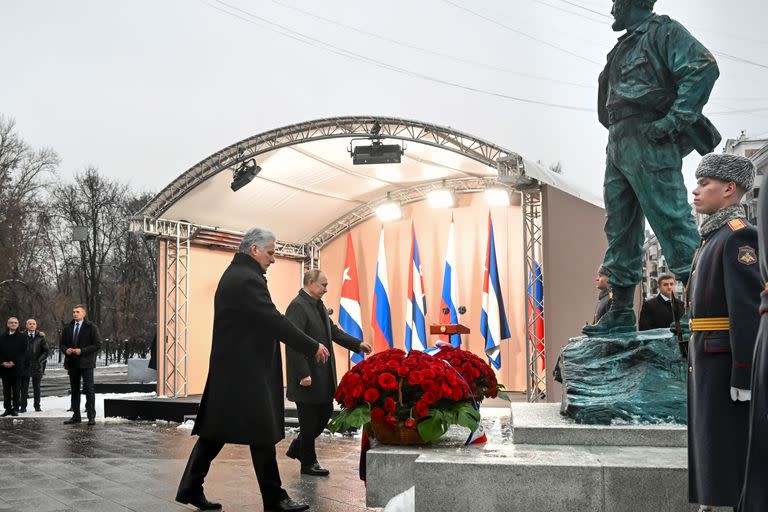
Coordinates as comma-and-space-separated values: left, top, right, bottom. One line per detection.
480, 214, 511, 370
339, 232, 365, 364
405, 223, 428, 352
439, 218, 462, 347
371, 228, 393, 352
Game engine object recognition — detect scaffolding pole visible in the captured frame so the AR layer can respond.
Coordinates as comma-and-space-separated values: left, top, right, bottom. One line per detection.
522, 189, 546, 402
163, 222, 191, 398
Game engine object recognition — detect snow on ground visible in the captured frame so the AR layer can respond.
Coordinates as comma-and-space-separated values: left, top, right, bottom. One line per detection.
0, 392, 156, 421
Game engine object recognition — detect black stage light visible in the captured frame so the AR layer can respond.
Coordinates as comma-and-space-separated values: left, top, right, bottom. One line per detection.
351, 140, 404, 165
231, 159, 261, 192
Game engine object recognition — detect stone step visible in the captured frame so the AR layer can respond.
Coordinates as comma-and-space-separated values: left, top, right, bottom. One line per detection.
511, 403, 687, 447
365, 405, 697, 512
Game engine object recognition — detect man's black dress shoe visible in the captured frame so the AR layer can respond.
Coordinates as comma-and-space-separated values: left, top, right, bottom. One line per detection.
265, 497, 309, 512
1, 410, 12, 417
175, 492, 222, 510
19, 407, 26, 413
300, 463, 330, 476
63, 416, 82, 424
34, 407, 41, 412
87, 418, 96, 426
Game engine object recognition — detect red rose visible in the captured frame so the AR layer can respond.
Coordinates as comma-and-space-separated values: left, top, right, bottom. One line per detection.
351, 385, 364, 399
397, 366, 410, 378
414, 400, 430, 418
344, 396, 356, 408
384, 415, 398, 428
378, 372, 398, 391
386, 360, 400, 372
422, 369, 436, 380
371, 407, 386, 423
407, 371, 423, 386
441, 382, 455, 397
383, 397, 396, 414
404, 418, 417, 429
364, 388, 380, 403
450, 358, 461, 367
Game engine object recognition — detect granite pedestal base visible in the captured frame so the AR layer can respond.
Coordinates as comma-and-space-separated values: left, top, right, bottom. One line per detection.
366, 403, 695, 511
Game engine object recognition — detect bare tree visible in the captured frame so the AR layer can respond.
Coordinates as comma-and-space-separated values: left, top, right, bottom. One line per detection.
0, 116, 59, 324
50, 167, 129, 327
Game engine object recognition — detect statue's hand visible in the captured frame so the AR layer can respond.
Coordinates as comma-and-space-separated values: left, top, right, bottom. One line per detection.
644, 118, 676, 143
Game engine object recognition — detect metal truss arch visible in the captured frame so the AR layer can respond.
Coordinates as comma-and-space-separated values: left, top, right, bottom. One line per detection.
136, 116, 533, 221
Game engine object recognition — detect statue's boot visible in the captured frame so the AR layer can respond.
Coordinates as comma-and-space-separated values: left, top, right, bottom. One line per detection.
582, 286, 637, 336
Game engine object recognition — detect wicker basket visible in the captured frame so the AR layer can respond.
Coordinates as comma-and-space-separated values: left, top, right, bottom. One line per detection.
370, 420, 426, 445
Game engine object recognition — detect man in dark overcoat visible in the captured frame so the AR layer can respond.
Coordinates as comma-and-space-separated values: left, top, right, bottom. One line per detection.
593, 268, 613, 324
285, 269, 371, 476
638, 274, 684, 331
687, 154, 761, 510
60, 304, 102, 426
1, 317, 26, 416
176, 227, 330, 512
21, 318, 49, 412
738, 158, 768, 511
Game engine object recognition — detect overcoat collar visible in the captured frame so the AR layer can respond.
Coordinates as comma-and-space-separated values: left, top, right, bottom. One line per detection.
232, 252, 266, 276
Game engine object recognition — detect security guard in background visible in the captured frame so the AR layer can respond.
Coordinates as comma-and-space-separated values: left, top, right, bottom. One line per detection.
686, 153, 761, 511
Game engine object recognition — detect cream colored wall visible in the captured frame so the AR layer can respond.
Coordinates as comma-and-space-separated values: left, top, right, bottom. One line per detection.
320, 192, 527, 391
542, 185, 608, 401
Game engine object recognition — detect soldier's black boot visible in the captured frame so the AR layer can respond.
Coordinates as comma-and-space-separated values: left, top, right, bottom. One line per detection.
582, 286, 637, 336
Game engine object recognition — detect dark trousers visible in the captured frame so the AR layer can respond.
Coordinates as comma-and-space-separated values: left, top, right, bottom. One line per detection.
1, 376, 21, 412
177, 437, 286, 507
68, 367, 95, 419
294, 401, 334, 466
20, 374, 42, 409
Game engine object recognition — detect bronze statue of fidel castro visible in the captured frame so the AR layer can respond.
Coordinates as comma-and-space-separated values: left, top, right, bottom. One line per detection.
583, 0, 721, 335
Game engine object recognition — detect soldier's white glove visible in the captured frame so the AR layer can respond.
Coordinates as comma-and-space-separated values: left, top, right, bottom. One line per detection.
730, 387, 751, 402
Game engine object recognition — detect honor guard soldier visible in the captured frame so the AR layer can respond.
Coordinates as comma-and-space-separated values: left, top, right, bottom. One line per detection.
739, 154, 768, 511
687, 153, 761, 511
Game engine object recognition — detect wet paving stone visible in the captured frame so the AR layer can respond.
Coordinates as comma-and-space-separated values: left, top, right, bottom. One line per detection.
0, 418, 375, 511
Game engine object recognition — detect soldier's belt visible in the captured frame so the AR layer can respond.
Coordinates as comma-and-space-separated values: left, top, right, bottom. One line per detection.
689, 317, 730, 331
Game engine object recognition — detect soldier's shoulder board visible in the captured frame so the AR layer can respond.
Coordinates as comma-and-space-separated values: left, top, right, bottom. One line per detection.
728, 219, 747, 231
738, 246, 758, 265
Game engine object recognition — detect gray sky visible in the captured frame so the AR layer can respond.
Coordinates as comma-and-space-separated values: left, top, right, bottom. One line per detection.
2, 0, 767, 197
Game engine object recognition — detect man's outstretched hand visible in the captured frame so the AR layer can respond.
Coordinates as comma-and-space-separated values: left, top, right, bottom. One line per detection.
315, 344, 330, 364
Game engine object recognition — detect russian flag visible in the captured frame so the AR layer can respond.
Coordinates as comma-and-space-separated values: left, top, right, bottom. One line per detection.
339, 232, 365, 364
439, 218, 462, 347
528, 261, 545, 369
481, 214, 511, 370
405, 223, 428, 352
371, 228, 393, 352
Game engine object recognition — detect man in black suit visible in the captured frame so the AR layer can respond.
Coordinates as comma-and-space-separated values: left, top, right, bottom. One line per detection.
1, 317, 26, 416
285, 270, 372, 476
638, 274, 684, 331
60, 304, 102, 426
21, 318, 50, 412
176, 227, 330, 512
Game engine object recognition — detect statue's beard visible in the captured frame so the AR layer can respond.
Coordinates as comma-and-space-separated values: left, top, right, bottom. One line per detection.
611, 0, 633, 31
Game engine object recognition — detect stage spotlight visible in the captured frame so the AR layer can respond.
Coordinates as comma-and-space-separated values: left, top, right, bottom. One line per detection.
485, 186, 511, 206
231, 159, 261, 192
427, 187, 455, 209
350, 139, 403, 165
375, 197, 402, 222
